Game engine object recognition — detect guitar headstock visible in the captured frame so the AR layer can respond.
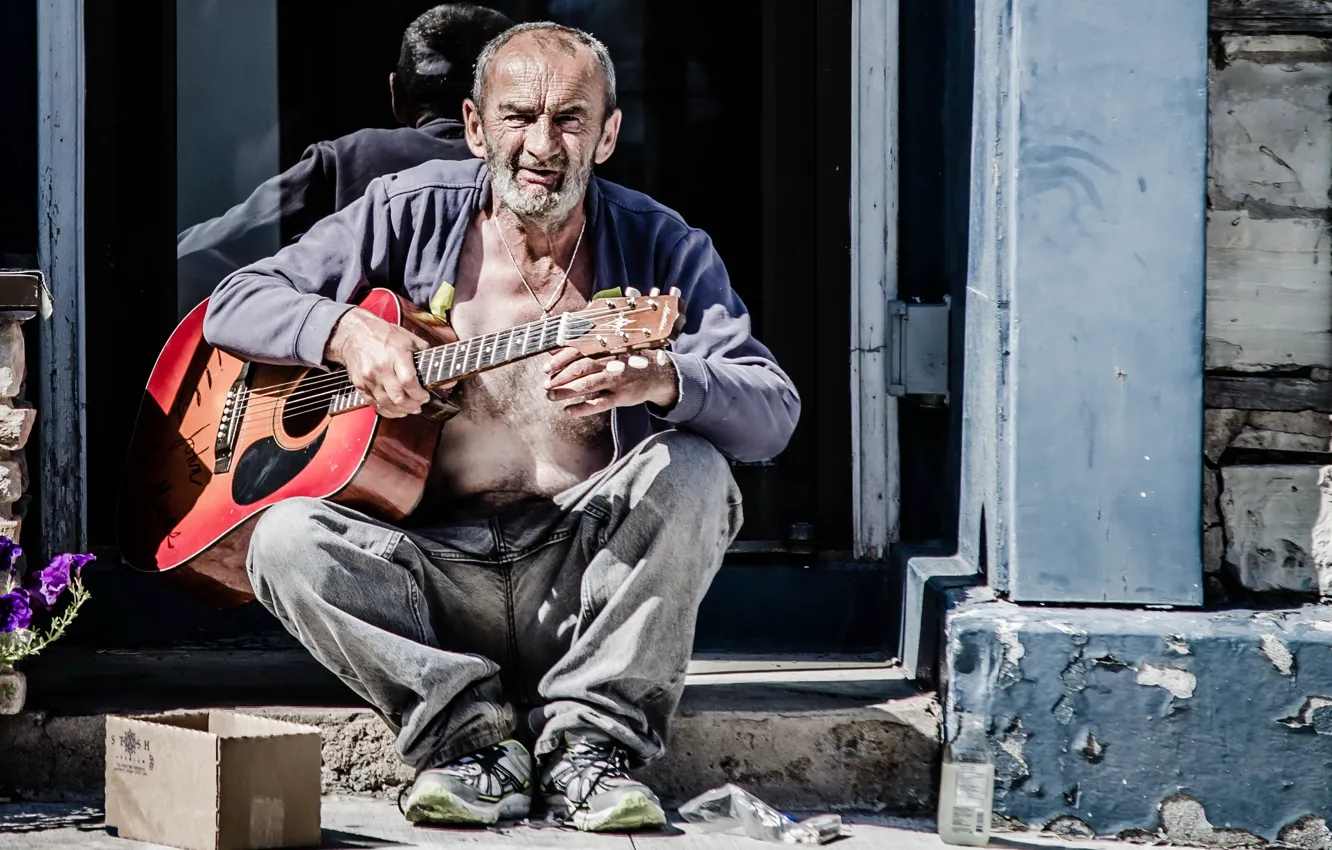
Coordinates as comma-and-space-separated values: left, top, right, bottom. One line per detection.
563, 295, 685, 357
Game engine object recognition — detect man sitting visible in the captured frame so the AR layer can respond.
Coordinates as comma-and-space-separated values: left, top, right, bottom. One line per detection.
203, 21, 799, 832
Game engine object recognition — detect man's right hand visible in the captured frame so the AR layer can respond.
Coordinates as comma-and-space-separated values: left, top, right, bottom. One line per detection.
324, 308, 431, 418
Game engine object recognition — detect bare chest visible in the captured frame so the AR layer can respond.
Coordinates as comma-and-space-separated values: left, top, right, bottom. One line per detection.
423, 222, 611, 513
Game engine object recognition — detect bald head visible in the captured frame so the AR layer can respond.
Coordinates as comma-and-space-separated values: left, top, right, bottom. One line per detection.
473, 22, 617, 123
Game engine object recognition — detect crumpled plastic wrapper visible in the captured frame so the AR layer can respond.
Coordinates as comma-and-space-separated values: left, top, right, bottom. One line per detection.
679, 783, 844, 844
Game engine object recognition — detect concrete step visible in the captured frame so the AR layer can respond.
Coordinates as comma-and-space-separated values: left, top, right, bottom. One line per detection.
0, 652, 940, 813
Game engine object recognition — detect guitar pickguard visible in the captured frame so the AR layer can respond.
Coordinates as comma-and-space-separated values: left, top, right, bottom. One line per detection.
231, 430, 328, 506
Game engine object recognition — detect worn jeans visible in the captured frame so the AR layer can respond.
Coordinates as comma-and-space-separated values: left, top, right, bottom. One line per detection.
246, 430, 742, 771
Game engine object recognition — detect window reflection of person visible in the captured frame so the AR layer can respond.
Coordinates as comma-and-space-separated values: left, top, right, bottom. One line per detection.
176, 4, 512, 309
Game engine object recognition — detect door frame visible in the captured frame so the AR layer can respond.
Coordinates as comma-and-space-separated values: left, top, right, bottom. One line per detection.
36, 0, 88, 557
40, 0, 902, 569
850, 0, 900, 561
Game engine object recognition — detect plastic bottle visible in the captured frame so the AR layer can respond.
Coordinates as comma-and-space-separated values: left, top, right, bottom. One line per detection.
937, 712, 995, 846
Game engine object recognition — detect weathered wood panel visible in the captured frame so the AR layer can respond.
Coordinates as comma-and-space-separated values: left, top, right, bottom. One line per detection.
1206, 375, 1332, 411
1209, 34, 1332, 208
37, 0, 87, 554
1221, 464, 1325, 592
1211, 0, 1332, 33
1206, 213, 1332, 371
1208, 36, 1332, 211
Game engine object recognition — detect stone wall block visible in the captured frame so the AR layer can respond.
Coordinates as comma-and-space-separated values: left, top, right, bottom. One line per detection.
0, 322, 26, 400
0, 404, 36, 452
0, 459, 26, 506
1209, 35, 1332, 211
1206, 213, 1332, 371
1233, 411, 1332, 453
0, 517, 25, 546
1205, 409, 1247, 462
1221, 465, 1323, 593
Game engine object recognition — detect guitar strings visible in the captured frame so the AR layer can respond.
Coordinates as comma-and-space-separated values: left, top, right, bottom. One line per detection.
233, 303, 636, 402
220, 314, 666, 438
232, 312, 605, 416
225, 332, 671, 442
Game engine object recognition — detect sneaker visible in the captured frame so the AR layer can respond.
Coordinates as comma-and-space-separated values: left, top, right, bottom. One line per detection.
540, 732, 667, 832
401, 739, 533, 826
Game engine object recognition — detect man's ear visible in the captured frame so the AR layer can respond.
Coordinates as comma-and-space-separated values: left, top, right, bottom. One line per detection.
462, 98, 488, 159
390, 72, 414, 127
595, 108, 622, 165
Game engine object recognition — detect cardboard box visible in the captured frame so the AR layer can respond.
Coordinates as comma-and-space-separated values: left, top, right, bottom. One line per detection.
105, 711, 322, 850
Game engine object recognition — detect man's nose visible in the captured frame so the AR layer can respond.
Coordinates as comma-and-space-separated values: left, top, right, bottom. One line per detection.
523, 115, 560, 161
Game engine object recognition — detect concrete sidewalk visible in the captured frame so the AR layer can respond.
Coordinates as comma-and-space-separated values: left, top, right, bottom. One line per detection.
0, 797, 1137, 850
0, 663, 940, 812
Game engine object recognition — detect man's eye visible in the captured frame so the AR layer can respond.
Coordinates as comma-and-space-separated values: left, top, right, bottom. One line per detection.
556, 116, 581, 127
504, 114, 533, 125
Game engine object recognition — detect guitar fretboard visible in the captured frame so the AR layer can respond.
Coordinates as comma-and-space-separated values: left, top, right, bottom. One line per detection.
328, 313, 589, 413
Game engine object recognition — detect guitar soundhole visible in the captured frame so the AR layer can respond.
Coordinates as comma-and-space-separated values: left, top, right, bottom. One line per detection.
281, 372, 331, 439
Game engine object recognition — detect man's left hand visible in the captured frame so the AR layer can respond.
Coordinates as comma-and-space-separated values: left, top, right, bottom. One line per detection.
545, 286, 681, 416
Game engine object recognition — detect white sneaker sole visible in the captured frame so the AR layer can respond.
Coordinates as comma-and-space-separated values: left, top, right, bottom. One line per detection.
404, 787, 531, 826
561, 791, 668, 832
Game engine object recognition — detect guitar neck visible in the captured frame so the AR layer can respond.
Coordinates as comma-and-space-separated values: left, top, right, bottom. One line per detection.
328, 313, 582, 414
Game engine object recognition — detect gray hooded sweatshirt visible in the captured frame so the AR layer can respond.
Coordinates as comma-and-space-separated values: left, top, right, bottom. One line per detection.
202, 158, 800, 464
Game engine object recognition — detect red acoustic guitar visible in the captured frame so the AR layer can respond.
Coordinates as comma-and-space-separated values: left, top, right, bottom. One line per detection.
117, 288, 683, 609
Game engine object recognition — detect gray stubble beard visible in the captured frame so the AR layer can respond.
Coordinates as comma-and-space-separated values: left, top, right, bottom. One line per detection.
485, 132, 595, 230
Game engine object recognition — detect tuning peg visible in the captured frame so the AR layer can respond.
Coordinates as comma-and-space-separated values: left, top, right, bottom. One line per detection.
625, 287, 642, 298
669, 286, 682, 297
649, 287, 661, 296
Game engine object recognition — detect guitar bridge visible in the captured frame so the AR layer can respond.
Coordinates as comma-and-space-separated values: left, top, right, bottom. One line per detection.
214, 363, 251, 474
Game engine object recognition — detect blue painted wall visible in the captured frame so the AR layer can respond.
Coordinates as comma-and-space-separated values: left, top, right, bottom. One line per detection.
947, 599, 1332, 839
960, 0, 1207, 605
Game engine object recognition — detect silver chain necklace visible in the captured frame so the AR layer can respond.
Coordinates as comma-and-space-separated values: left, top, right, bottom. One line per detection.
491, 213, 587, 315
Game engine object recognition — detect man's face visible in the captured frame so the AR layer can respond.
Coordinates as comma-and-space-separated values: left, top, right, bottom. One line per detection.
465, 35, 621, 227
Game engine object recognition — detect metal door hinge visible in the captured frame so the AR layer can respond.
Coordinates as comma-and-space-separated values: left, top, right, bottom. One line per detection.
887, 296, 950, 400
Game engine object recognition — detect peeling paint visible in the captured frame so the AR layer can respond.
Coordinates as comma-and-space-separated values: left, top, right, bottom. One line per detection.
1052, 695, 1076, 725
996, 621, 1026, 687
1261, 634, 1296, 676
994, 717, 1030, 788
1050, 623, 1089, 646
1135, 663, 1197, 699
1159, 795, 1265, 848
1164, 634, 1191, 655
1081, 730, 1105, 763
1046, 815, 1095, 839
1061, 650, 1091, 692
1278, 696, 1332, 735
1277, 814, 1332, 850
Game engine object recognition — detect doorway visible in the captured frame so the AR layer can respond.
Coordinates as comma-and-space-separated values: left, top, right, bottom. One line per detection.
74, 0, 883, 654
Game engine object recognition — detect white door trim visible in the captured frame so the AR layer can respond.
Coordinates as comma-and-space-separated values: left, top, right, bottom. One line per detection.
850, 0, 900, 560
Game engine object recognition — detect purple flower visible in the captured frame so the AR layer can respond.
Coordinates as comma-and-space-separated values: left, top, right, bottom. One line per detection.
0, 588, 31, 633
0, 536, 20, 581
29, 553, 93, 609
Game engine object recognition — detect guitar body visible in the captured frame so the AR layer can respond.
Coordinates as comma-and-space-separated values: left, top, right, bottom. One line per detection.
117, 288, 455, 609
